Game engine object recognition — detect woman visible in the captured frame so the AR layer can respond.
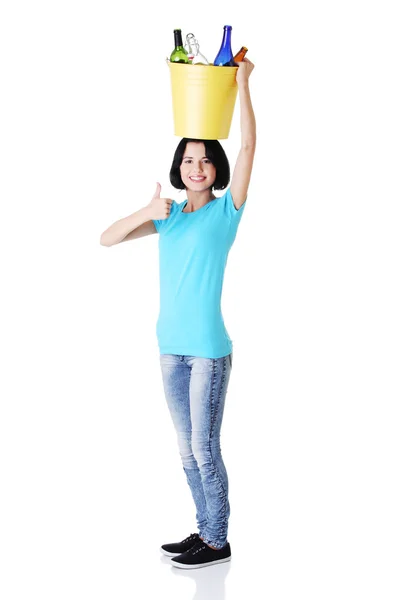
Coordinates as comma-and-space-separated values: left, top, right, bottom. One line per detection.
100, 58, 256, 569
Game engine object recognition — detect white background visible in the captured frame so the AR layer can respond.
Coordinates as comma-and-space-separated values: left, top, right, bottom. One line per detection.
1, 1, 399, 599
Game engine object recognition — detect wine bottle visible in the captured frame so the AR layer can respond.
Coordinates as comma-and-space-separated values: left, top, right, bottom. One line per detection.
214, 25, 236, 66
233, 46, 248, 62
170, 29, 189, 63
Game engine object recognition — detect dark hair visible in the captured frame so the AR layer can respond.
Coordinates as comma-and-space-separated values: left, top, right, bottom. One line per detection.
169, 138, 230, 191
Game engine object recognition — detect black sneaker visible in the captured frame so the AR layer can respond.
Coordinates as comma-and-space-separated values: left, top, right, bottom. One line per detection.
160, 533, 201, 557
170, 540, 231, 569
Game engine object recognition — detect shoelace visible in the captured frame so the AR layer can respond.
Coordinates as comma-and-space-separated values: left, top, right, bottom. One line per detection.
182, 533, 198, 544
190, 541, 207, 555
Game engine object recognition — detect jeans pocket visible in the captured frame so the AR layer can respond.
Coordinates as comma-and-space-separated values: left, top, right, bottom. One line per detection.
228, 353, 233, 368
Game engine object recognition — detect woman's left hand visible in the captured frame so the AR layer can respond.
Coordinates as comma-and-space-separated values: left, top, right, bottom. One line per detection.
236, 57, 254, 85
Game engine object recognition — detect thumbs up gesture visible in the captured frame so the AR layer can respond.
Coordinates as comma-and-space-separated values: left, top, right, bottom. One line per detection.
147, 183, 173, 220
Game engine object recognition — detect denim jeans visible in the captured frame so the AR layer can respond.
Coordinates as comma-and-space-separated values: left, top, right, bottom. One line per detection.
159, 353, 233, 550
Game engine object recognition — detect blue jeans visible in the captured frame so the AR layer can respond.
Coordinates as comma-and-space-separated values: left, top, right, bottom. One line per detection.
159, 353, 233, 550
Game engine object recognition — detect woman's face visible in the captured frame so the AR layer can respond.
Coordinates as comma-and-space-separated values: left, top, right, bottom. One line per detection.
180, 142, 217, 191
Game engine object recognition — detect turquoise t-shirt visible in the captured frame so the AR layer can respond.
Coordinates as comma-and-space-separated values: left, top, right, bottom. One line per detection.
152, 187, 246, 359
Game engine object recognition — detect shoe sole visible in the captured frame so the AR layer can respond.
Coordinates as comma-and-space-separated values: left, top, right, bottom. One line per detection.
160, 548, 183, 557
171, 556, 231, 569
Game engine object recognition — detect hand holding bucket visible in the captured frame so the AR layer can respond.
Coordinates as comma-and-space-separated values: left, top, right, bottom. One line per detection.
235, 57, 255, 85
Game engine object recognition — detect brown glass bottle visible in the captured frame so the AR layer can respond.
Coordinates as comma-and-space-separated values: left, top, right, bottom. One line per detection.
233, 46, 248, 63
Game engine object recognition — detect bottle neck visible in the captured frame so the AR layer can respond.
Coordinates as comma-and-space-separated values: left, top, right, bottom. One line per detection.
174, 30, 183, 48
221, 26, 232, 48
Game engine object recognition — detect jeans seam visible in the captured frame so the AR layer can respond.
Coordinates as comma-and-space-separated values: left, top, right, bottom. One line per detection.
214, 356, 229, 499
210, 359, 217, 435
204, 356, 228, 545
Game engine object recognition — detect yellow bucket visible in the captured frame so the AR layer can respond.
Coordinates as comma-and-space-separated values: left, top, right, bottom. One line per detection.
168, 62, 238, 140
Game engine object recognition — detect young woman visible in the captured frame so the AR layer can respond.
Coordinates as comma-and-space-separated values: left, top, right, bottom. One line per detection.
100, 58, 256, 569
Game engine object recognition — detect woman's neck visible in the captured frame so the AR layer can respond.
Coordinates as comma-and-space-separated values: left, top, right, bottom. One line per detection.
184, 189, 215, 212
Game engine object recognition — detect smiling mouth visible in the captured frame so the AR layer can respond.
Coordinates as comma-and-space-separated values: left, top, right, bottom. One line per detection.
189, 176, 206, 181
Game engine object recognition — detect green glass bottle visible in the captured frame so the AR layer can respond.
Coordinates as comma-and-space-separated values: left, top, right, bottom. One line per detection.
170, 29, 189, 63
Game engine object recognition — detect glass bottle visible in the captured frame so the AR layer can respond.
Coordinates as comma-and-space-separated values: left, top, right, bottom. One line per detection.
184, 33, 196, 62
184, 33, 209, 65
214, 25, 236, 66
233, 46, 248, 62
170, 29, 189, 63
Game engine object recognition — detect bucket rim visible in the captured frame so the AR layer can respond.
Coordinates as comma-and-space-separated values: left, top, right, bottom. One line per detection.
168, 62, 238, 72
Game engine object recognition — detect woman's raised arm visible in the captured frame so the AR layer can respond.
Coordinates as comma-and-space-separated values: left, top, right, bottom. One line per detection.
230, 58, 256, 210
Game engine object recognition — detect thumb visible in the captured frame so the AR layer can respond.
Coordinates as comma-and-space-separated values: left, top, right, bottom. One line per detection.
153, 182, 161, 199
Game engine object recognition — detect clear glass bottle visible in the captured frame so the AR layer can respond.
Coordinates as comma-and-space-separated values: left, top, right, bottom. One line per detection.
214, 25, 236, 66
184, 33, 209, 65
170, 29, 189, 63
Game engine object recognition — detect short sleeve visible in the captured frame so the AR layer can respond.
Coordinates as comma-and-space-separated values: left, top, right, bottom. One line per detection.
222, 187, 247, 223
152, 218, 161, 232
152, 201, 177, 234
